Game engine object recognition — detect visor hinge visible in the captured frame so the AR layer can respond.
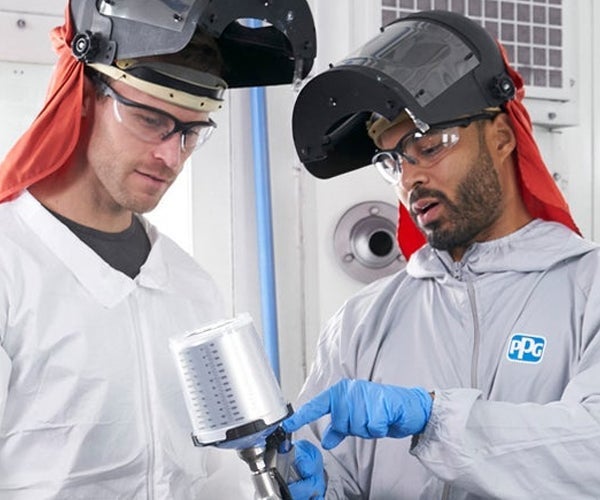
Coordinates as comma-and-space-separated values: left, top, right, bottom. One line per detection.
490, 74, 515, 101
71, 31, 101, 63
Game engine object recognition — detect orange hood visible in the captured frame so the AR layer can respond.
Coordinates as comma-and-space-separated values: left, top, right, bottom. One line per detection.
0, 4, 84, 202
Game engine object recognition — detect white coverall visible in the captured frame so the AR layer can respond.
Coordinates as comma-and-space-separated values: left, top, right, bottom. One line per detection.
0, 190, 253, 499
296, 220, 600, 499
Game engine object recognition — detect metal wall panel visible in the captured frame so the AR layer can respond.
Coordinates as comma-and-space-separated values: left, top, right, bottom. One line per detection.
0, 11, 61, 64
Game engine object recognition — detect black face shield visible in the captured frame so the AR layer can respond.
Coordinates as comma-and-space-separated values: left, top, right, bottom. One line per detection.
69, 0, 316, 89
291, 10, 515, 179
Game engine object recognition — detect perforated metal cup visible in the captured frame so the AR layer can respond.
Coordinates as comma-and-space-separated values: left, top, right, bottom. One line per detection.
170, 313, 291, 449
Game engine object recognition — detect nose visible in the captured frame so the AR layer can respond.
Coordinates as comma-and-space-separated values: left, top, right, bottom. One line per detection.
398, 161, 429, 193
152, 133, 185, 171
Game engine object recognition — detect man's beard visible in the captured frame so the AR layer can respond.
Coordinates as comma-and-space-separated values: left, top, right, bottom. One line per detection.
410, 142, 503, 252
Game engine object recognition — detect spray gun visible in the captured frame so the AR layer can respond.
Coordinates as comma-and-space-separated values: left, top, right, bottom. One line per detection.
170, 313, 300, 500
237, 426, 300, 500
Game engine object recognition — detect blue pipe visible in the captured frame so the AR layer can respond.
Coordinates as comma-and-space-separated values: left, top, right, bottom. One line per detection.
250, 84, 281, 381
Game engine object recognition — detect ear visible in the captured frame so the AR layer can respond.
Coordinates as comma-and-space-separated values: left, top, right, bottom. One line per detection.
489, 112, 516, 162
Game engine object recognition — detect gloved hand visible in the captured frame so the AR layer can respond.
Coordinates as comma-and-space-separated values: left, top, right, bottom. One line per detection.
287, 439, 326, 500
283, 379, 433, 449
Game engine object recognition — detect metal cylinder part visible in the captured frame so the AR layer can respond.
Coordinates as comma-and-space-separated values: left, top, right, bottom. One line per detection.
170, 313, 291, 449
333, 201, 405, 283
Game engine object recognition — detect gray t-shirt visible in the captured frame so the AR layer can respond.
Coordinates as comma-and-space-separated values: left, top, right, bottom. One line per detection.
48, 209, 151, 278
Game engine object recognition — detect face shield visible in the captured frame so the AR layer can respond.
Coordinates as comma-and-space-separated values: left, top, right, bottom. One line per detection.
292, 10, 515, 179
69, 0, 316, 103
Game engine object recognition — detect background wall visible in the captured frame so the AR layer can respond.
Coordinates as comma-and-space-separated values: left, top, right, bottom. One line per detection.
0, 0, 597, 404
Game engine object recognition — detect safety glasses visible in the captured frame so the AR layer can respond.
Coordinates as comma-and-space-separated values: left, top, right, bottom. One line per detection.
94, 79, 216, 153
372, 112, 499, 184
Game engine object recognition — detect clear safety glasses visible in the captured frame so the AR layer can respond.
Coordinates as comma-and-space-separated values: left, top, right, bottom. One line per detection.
95, 79, 216, 153
372, 112, 499, 184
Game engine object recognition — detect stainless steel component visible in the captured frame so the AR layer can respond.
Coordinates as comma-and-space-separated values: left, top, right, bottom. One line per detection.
238, 446, 288, 500
333, 200, 406, 283
170, 313, 291, 448
170, 313, 296, 499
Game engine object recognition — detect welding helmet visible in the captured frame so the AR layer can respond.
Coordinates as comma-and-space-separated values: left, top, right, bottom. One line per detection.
292, 9, 515, 179
69, 0, 316, 110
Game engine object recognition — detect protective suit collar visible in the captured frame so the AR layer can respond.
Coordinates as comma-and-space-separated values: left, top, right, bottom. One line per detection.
407, 219, 595, 279
12, 191, 175, 307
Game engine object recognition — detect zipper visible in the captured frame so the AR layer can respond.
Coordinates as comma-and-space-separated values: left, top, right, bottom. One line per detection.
466, 278, 481, 389
451, 261, 463, 280
441, 482, 450, 500
130, 296, 156, 499
449, 260, 481, 388
441, 260, 481, 499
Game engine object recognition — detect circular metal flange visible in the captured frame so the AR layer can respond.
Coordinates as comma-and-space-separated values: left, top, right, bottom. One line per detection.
333, 201, 406, 284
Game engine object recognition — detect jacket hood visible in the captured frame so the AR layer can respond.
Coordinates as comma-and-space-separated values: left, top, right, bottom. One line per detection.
407, 219, 598, 280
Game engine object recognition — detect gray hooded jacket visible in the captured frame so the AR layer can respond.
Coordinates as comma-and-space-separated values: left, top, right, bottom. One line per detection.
295, 219, 600, 499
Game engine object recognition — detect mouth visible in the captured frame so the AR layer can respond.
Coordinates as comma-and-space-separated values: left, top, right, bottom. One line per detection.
136, 170, 170, 185
411, 198, 442, 226
412, 198, 439, 215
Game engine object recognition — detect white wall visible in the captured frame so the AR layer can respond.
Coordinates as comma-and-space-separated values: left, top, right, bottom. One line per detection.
593, 1, 600, 240
533, 0, 595, 240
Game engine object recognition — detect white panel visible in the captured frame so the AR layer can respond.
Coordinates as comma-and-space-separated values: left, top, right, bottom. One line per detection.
525, 96, 578, 129
0, 61, 54, 160
229, 88, 260, 323
547, 0, 594, 239
265, 84, 310, 399
0, 11, 62, 64
524, 1, 578, 128
0, 1, 65, 16
593, 1, 600, 241
190, 92, 235, 316
145, 166, 194, 255
311, 0, 353, 73
314, 173, 398, 323
349, 0, 382, 46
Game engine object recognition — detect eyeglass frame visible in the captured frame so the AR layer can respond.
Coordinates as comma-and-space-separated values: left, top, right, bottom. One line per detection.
92, 77, 217, 153
371, 111, 500, 184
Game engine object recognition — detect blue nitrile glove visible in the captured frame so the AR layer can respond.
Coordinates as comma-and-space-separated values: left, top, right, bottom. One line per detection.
286, 439, 326, 500
283, 379, 433, 450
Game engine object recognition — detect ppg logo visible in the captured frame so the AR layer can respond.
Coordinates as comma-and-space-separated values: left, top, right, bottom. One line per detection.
507, 334, 546, 363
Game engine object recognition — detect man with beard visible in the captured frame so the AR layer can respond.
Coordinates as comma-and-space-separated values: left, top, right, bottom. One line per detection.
282, 9, 600, 499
